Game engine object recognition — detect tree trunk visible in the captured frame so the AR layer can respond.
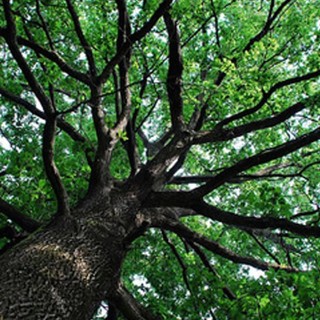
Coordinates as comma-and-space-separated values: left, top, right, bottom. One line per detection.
0, 192, 138, 320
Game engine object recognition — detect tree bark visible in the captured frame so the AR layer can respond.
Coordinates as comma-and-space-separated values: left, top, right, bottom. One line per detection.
0, 191, 138, 320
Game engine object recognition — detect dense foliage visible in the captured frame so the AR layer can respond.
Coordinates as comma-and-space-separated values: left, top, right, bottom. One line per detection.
0, 0, 320, 319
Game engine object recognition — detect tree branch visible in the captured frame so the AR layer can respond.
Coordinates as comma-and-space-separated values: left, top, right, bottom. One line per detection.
216, 70, 320, 128
194, 126, 320, 195
35, 0, 55, 50
164, 12, 184, 131
2, 0, 53, 114
0, 85, 95, 166
145, 193, 320, 238
161, 230, 193, 294
42, 116, 70, 215
154, 218, 297, 272
114, 0, 140, 175
98, 0, 174, 85
0, 198, 41, 232
0, 28, 92, 86
193, 100, 308, 144
243, 0, 293, 52
2, 0, 70, 215
110, 282, 162, 320
65, 0, 97, 77
187, 240, 237, 300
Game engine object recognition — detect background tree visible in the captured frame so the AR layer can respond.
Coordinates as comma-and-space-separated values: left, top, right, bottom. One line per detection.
0, 0, 320, 319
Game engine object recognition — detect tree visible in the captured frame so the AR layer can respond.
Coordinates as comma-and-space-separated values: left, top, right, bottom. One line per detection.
0, 0, 319, 318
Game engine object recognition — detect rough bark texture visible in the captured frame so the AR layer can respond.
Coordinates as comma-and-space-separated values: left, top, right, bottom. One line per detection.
0, 191, 139, 320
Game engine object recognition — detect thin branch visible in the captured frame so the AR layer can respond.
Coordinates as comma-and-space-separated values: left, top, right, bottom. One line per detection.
217, 70, 320, 128
35, 0, 55, 50
161, 231, 193, 293
169, 162, 300, 185
247, 230, 282, 265
0, 85, 93, 157
243, 0, 293, 52
187, 240, 237, 301
98, 0, 174, 85
65, 0, 97, 77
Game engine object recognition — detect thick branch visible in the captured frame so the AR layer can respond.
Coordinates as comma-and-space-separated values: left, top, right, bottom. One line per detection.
127, 131, 192, 195
3, 0, 70, 215
155, 219, 297, 272
0, 198, 41, 232
145, 193, 320, 238
0, 28, 92, 86
2, 0, 54, 114
42, 117, 70, 215
110, 283, 162, 320
195, 126, 320, 195
164, 12, 184, 131
87, 86, 111, 193
193, 100, 307, 144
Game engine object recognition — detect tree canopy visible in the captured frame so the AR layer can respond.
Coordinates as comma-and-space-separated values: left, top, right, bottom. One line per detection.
0, 0, 320, 319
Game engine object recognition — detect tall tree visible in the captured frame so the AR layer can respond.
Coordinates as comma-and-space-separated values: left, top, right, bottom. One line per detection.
0, 0, 319, 319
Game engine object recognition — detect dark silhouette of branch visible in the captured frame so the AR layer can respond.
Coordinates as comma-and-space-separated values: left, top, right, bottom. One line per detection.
194, 126, 320, 196
187, 240, 237, 300
42, 116, 70, 215
2, 0, 70, 215
164, 12, 184, 131
0, 85, 94, 166
0, 28, 92, 86
168, 160, 318, 185
35, 0, 55, 50
161, 231, 193, 293
155, 219, 297, 272
243, 0, 293, 52
65, 0, 97, 77
106, 303, 118, 320
110, 283, 163, 320
98, 0, 174, 84
0, 198, 41, 232
193, 100, 307, 144
145, 193, 320, 238
216, 70, 320, 128
247, 230, 282, 265
114, 0, 140, 175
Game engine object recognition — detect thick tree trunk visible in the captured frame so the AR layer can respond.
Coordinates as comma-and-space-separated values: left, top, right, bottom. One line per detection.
0, 192, 138, 320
